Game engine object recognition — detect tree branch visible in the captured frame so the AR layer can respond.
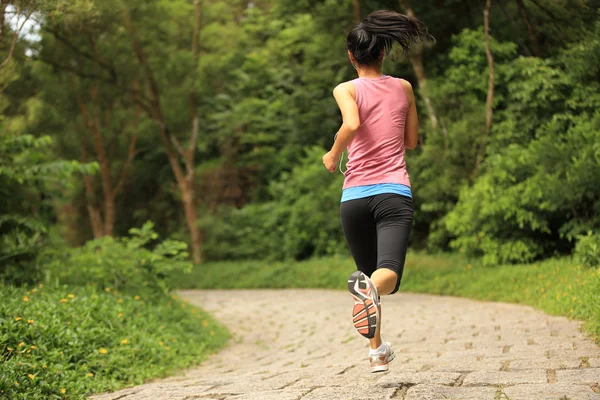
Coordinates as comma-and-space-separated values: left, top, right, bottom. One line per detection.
0, 5, 35, 71
352, 0, 361, 23
516, 0, 541, 56
473, 0, 495, 178
44, 26, 117, 81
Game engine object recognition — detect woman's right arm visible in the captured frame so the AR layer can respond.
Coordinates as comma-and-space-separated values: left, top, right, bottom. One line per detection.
401, 79, 418, 150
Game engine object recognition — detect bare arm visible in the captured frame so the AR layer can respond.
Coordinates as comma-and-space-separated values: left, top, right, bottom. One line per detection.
323, 82, 360, 172
330, 82, 360, 157
401, 79, 418, 150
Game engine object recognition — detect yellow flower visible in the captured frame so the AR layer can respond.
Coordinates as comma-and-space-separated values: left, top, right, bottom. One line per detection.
7, 347, 12, 351
99, 348, 107, 354
67, 294, 74, 299
210, 331, 215, 336
165, 346, 171, 351
158, 341, 163, 346
60, 299, 68, 303
28, 374, 35, 380
134, 295, 140, 300
32, 288, 37, 293
39, 284, 43, 288
18, 342, 24, 347
60, 351, 63, 355
87, 373, 93, 377
28, 319, 34, 324
121, 339, 128, 345
60, 388, 66, 394
105, 287, 111, 292
42, 365, 47, 369
15, 317, 22, 321
572, 296, 577, 301
117, 299, 123, 303
30, 345, 36, 349
118, 312, 123, 317
23, 296, 29, 302
202, 320, 209, 328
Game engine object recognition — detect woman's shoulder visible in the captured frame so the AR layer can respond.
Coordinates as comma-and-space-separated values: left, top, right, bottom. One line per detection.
333, 81, 358, 97
395, 78, 413, 92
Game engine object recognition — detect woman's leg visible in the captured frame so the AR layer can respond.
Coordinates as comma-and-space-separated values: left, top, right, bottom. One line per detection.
369, 194, 414, 348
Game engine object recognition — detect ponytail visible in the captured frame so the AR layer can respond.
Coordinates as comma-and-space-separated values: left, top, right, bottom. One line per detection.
347, 10, 434, 66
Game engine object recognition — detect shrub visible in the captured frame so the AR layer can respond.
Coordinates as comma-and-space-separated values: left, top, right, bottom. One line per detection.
0, 134, 96, 285
201, 146, 346, 261
575, 232, 600, 268
42, 222, 191, 299
0, 284, 227, 399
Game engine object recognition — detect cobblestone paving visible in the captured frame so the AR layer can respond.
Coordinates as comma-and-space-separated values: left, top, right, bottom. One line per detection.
93, 290, 600, 400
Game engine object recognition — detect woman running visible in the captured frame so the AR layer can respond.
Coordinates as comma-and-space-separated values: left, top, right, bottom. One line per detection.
322, 10, 432, 373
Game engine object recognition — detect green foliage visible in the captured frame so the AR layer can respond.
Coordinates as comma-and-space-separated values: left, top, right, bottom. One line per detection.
0, 284, 227, 399
170, 253, 600, 342
0, 134, 97, 285
444, 26, 600, 264
201, 147, 346, 261
43, 222, 191, 299
575, 232, 600, 269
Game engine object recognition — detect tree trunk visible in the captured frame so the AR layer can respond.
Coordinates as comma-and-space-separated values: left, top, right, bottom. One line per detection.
182, 181, 202, 264
81, 149, 105, 239
122, 4, 203, 263
516, 0, 542, 57
88, 87, 116, 236
474, 0, 495, 178
398, 0, 442, 137
352, 0, 361, 23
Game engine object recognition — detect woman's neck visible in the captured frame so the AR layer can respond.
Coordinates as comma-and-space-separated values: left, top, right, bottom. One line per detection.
356, 65, 384, 79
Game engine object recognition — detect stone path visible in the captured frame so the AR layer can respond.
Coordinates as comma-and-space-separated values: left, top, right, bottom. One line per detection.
93, 290, 600, 400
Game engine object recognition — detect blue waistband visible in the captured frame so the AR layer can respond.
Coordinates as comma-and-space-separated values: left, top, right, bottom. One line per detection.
341, 183, 412, 202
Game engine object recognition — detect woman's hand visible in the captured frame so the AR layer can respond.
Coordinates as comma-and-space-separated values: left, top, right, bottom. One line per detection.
322, 151, 340, 173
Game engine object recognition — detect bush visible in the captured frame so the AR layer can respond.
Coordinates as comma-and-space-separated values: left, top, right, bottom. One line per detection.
0, 134, 96, 285
42, 222, 191, 299
201, 146, 346, 261
442, 25, 600, 265
0, 284, 227, 399
575, 232, 600, 268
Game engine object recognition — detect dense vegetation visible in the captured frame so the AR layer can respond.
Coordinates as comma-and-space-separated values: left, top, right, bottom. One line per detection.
1, 0, 600, 397
2, 0, 599, 268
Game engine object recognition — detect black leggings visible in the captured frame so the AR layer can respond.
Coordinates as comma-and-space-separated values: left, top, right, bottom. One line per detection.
340, 193, 414, 295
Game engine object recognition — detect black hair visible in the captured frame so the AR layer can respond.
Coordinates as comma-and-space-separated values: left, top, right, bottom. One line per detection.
347, 10, 434, 66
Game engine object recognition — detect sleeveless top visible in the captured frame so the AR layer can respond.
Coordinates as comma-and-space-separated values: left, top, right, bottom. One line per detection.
341, 76, 412, 202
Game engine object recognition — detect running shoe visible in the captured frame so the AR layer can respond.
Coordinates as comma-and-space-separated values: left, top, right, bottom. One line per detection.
369, 342, 396, 373
348, 271, 379, 339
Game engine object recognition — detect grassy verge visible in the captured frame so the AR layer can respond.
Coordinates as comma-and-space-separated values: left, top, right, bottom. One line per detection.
0, 284, 228, 400
170, 252, 600, 342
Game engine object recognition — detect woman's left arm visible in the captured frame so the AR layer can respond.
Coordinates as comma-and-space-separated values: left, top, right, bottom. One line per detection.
323, 82, 360, 173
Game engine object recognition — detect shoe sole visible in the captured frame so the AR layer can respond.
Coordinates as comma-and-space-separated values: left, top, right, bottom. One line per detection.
348, 271, 379, 339
370, 346, 396, 373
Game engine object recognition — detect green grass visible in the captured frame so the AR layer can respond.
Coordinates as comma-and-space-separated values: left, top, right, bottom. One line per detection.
0, 284, 228, 399
170, 252, 600, 342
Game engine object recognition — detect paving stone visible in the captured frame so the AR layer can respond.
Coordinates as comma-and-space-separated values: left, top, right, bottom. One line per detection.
503, 383, 600, 400
91, 290, 600, 400
556, 368, 600, 385
302, 386, 396, 400
404, 384, 498, 400
227, 390, 309, 400
376, 371, 462, 386
463, 369, 548, 385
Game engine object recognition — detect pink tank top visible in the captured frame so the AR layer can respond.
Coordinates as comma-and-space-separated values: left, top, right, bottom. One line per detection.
342, 76, 411, 190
